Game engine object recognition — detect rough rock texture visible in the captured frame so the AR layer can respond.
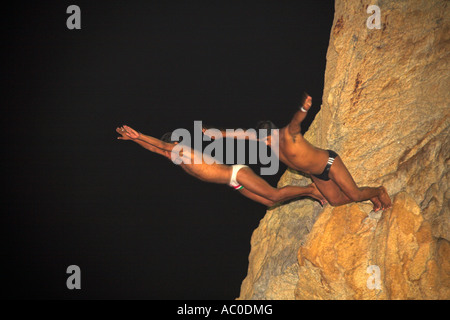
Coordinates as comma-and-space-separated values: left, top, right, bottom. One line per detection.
296, 193, 449, 299
238, 0, 449, 300
238, 176, 323, 300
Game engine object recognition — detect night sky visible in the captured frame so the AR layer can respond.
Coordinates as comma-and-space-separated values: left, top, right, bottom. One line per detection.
2, 1, 334, 299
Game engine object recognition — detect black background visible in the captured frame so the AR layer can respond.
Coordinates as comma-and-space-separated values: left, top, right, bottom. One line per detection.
2, 0, 334, 299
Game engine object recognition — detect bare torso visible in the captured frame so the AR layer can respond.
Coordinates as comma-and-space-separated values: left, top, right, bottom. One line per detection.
170, 128, 330, 181
278, 126, 330, 175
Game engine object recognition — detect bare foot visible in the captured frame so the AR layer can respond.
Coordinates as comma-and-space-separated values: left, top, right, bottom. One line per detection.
309, 183, 328, 206
378, 186, 392, 209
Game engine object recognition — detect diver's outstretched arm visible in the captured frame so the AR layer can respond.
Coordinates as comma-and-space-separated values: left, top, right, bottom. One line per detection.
122, 126, 173, 152
116, 126, 169, 157
202, 124, 258, 141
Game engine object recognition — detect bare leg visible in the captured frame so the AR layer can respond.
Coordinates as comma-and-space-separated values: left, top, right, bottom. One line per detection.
238, 183, 326, 207
311, 175, 353, 206
238, 188, 275, 207
310, 183, 328, 205
236, 167, 326, 204
310, 156, 390, 211
312, 175, 383, 211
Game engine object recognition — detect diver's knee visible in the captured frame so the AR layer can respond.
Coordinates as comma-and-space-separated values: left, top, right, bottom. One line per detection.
265, 200, 276, 207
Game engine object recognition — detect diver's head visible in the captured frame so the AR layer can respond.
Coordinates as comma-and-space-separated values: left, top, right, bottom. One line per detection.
160, 132, 181, 144
160, 131, 182, 159
255, 120, 278, 146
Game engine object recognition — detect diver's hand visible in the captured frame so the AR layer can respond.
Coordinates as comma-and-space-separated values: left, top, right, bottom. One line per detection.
116, 125, 140, 140
301, 92, 312, 111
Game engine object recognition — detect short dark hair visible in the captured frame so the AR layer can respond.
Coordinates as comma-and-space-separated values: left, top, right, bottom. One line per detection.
256, 120, 278, 130
255, 120, 278, 130
161, 132, 175, 143
255, 120, 278, 138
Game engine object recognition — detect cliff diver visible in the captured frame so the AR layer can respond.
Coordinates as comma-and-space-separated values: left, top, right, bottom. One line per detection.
116, 125, 326, 207
203, 93, 392, 212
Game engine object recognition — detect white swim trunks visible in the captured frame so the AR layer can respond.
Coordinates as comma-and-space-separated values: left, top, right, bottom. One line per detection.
229, 165, 248, 190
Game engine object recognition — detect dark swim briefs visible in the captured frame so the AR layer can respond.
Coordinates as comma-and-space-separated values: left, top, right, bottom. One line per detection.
312, 150, 339, 181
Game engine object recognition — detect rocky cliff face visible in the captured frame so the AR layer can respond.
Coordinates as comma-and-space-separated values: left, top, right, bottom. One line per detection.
238, 0, 449, 300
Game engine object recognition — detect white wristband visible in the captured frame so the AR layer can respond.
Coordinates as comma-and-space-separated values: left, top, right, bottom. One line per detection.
300, 107, 308, 112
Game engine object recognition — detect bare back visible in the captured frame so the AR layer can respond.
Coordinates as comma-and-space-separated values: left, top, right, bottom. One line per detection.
174, 146, 232, 184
